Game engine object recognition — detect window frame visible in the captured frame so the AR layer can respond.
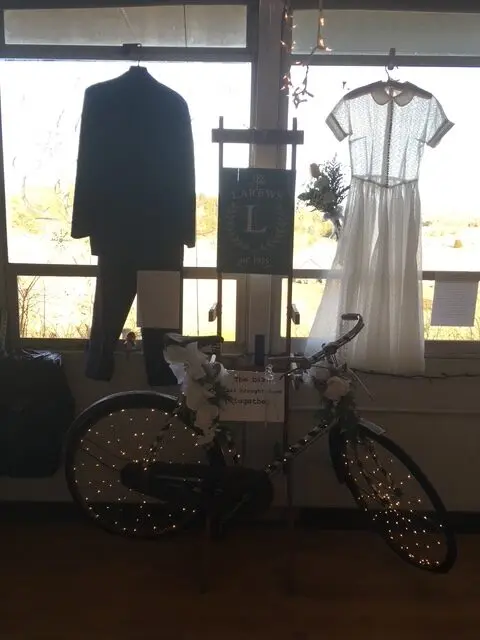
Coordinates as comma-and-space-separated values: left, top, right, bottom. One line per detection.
1, 1, 480, 359
0, 1, 257, 352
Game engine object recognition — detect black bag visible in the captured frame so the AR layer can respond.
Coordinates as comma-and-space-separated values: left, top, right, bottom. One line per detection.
0, 349, 75, 477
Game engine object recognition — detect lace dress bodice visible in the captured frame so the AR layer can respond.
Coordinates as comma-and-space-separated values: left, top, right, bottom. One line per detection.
326, 81, 453, 187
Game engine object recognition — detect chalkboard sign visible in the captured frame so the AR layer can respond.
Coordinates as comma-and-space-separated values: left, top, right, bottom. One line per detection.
217, 168, 295, 275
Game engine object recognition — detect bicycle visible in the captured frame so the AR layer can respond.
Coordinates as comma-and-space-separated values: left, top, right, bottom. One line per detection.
65, 313, 457, 574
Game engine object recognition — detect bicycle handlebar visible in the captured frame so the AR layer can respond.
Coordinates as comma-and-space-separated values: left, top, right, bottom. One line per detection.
267, 313, 364, 371
314, 313, 365, 361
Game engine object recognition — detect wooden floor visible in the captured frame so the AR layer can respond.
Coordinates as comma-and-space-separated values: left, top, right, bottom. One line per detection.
2, 520, 479, 639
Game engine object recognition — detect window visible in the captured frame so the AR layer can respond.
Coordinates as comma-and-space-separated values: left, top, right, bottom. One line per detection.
2, 59, 251, 268
0, 3, 252, 348
4, 4, 480, 355
4, 5, 248, 48
287, 62, 480, 346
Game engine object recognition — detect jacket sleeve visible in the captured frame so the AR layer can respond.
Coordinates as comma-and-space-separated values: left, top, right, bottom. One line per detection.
174, 100, 196, 249
71, 87, 97, 239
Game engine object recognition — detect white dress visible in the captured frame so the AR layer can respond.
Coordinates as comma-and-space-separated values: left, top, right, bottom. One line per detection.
306, 81, 453, 374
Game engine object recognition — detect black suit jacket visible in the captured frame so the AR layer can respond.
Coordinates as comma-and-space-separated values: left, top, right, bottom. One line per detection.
71, 67, 196, 268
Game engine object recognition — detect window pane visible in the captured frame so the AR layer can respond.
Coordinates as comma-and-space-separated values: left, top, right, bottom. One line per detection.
293, 10, 480, 56
280, 278, 324, 339
18, 276, 95, 339
281, 279, 480, 341
3, 60, 251, 266
182, 279, 236, 341
289, 65, 480, 274
18, 276, 236, 341
4, 6, 247, 47
186, 5, 247, 48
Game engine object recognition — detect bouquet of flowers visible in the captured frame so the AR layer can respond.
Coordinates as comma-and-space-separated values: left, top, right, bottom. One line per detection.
164, 340, 232, 445
298, 157, 350, 240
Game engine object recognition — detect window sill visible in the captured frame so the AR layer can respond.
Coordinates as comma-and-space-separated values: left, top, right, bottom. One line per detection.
285, 337, 480, 360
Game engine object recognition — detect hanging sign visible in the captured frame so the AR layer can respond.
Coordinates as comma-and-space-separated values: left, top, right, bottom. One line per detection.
217, 168, 295, 275
219, 370, 285, 423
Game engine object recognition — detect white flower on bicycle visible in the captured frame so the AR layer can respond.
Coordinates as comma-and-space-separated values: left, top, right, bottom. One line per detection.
195, 403, 220, 431
165, 340, 232, 442
324, 376, 350, 401
185, 378, 215, 411
164, 342, 209, 380
164, 344, 188, 365
195, 404, 220, 445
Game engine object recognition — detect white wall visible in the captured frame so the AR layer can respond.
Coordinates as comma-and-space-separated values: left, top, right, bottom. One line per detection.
1, 352, 479, 511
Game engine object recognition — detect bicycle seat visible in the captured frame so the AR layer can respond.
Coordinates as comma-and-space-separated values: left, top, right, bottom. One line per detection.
165, 333, 224, 348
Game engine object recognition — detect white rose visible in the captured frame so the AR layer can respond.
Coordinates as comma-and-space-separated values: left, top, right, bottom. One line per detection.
324, 376, 350, 401
195, 403, 220, 430
164, 344, 188, 365
184, 342, 210, 380
185, 378, 215, 411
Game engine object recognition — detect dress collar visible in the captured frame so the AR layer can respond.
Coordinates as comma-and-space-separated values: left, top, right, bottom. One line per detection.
371, 82, 414, 107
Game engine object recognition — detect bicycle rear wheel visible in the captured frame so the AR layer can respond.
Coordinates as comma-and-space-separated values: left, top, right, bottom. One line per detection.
339, 424, 457, 573
65, 391, 226, 538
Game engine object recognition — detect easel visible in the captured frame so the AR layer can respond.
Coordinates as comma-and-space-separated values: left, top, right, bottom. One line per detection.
198, 117, 303, 593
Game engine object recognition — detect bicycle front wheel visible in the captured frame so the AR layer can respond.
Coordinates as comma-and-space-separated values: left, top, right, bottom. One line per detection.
340, 424, 457, 573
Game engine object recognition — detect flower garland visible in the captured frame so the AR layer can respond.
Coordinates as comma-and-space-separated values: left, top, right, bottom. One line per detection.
298, 157, 350, 240
164, 341, 232, 445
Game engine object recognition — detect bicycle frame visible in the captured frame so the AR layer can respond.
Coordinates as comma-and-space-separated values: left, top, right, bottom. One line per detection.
154, 310, 382, 492
164, 381, 374, 481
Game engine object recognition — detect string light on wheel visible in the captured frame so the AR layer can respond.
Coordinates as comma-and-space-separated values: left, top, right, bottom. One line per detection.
71, 405, 206, 536
343, 436, 448, 567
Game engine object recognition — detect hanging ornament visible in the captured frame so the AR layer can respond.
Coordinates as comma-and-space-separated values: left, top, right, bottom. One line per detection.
280, 0, 295, 95
281, 0, 331, 107
123, 331, 137, 356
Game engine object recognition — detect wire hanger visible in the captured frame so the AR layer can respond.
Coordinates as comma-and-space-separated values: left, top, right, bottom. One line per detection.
121, 42, 145, 71
383, 47, 404, 90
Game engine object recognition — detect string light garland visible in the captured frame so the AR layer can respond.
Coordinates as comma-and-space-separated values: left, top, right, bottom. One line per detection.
281, 0, 331, 107
310, 362, 480, 381
352, 369, 480, 380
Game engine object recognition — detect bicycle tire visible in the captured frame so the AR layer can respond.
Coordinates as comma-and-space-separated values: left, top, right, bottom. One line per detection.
65, 390, 227, 539
339, 424, 457, 573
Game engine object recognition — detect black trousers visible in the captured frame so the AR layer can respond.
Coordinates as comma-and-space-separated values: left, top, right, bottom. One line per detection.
86, 254, 180, 386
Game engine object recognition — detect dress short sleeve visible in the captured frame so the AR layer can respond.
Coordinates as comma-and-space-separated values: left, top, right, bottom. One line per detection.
424, 97, 454, 148
326, 98, 351, 142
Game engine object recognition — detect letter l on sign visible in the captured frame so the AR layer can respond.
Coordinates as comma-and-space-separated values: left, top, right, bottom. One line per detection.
245, 204, 266, 233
